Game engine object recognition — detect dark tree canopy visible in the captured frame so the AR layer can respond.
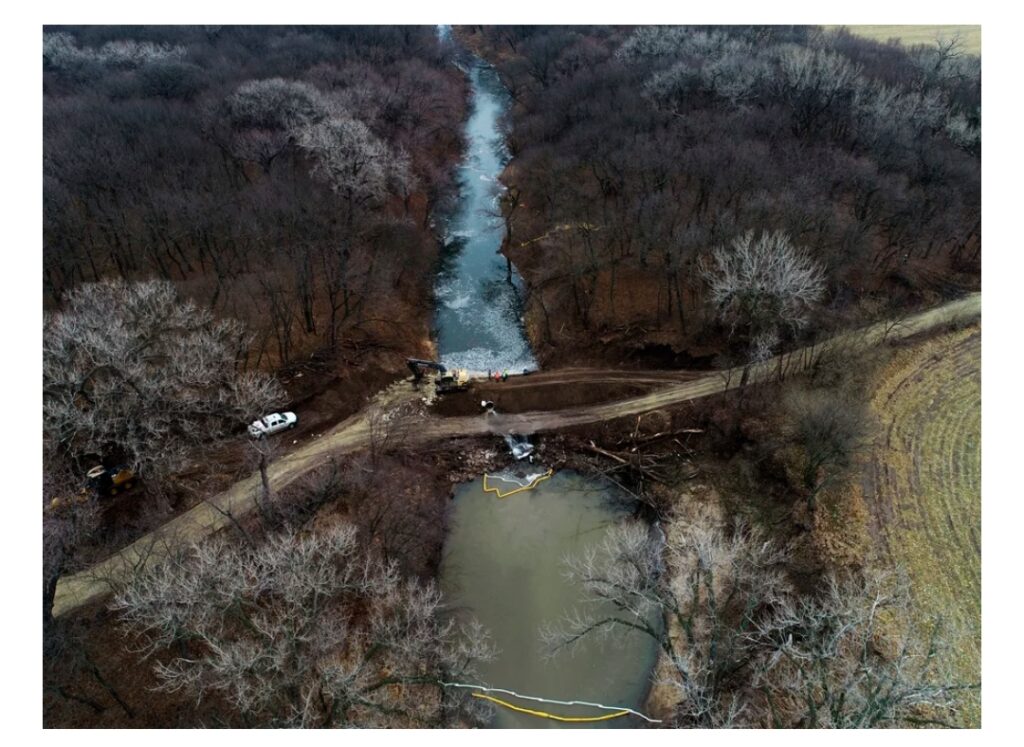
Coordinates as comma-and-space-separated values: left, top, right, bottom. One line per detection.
465, 25, 980, 365
43, 26, 466, 369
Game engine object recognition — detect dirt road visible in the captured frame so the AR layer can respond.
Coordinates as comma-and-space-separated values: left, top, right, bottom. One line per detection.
476, 368, 702, 387
52, 293, 980, 618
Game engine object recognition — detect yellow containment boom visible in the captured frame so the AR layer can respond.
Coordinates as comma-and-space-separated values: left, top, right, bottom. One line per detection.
438, 681, 661, 724
482, 469, 554, 498
471, 692, 629, 723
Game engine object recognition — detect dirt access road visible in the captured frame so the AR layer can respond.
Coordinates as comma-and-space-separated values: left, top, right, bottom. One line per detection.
52, 293, 980, 619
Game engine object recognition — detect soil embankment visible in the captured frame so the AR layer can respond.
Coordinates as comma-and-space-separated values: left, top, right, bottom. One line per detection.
433, 368, 701, 416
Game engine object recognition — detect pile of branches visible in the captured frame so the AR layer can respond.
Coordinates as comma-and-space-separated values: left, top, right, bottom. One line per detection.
580, 414, 703, 515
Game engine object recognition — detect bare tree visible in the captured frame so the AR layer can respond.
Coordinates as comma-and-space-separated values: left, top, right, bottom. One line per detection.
221, 77, 330, 173
700, 230, 826, 361
945, 109, 981, 154
784, 386, 867, 511
295, 115, 412, 224
225, 78, 328, 131
750, 570, 977, 727
43, 279, 285, 477
364, 401, 414, 469
44, 32, 186, 71
852, 79, 948, 146
317, 241, 356, 347
641, 31, 770, 109
44, 461, 137, 720
43, 463, 99, 630
246, 431, 284, 525
909, 34, 974, 89
547, 511, 975, 727
615, 26, 694, 62
44, 615, 135, 721
543, 510, 791, 727
111, 523, 493, 727
774, 46, 862, 136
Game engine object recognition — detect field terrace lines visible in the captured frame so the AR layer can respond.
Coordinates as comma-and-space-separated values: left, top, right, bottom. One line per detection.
864, 327, 981, 725
52, 293, 980, 619
827, 25, 982, 55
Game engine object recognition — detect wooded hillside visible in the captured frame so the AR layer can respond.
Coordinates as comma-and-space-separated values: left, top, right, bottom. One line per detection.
45, 26, 466, 369
462, 25, 980, 367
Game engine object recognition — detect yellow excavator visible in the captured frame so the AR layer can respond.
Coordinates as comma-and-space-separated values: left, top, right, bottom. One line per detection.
407, 359, 470, 394
48, 464, 138, 513
83, 464, 136, 497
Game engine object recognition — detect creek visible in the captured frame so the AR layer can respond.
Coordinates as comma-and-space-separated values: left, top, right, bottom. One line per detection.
433, 53, 536, 375
434, 36, 659, 728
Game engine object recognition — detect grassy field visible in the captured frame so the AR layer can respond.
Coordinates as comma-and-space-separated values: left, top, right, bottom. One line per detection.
864, 326, 981, 725
830, 25, 981, 55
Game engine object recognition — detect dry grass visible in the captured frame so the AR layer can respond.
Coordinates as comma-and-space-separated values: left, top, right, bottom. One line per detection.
830, 25, 981, 55
864, 326, 981, 725
812, 480, 872, 570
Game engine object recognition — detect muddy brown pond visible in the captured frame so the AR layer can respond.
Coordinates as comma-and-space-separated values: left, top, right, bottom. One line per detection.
439, 471, 660, 728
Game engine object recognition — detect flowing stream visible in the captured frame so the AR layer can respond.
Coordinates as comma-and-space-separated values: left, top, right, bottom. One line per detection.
433, 51, 536, 374
434, 35, 659, 728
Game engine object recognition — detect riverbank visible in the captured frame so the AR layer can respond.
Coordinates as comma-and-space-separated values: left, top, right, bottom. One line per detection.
46, 419, 658, 727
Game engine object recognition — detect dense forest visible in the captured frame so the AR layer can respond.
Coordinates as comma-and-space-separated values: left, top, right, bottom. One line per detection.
41, 25, 982, 730
461, 26, 981, 366
44, 26, 465, 369
42, 22, 467, 587
42, 27, 479, 727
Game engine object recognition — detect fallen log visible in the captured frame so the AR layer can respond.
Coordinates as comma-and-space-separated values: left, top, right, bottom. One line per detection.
615, 428, 704, 449
586, 440, 628, 464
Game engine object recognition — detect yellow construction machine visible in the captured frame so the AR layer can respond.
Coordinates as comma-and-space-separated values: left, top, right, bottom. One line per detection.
84, 464, 136, 497
407, 359, 470, 394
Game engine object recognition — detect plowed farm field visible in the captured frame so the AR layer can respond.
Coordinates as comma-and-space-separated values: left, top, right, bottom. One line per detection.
865, 326, 981, 725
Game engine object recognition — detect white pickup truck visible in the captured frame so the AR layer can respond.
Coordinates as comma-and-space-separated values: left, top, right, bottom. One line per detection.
248, 411, 297, 438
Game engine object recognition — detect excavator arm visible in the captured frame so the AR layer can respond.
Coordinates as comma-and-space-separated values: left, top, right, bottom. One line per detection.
407, 358, 447, 380
407, 358, 469, 393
